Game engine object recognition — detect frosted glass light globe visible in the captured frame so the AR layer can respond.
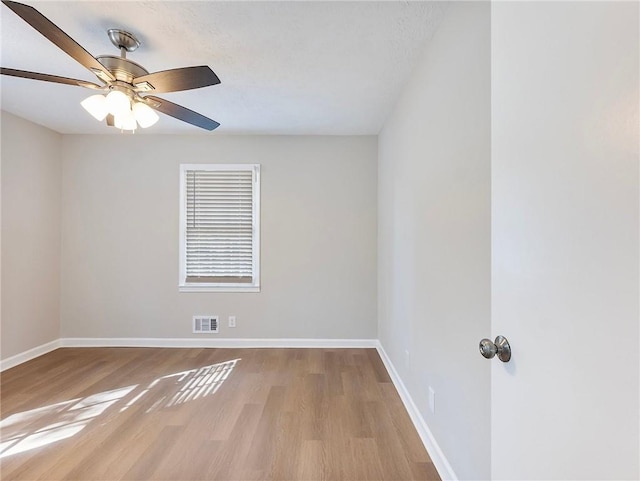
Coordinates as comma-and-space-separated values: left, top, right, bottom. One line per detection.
105, 90, 131, 117
80, 94, 108, 121
114, 111, 137, 131
132, 102, 159, 128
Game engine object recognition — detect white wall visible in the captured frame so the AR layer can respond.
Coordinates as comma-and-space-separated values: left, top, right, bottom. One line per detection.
60, 135, 377, 340
491, 2, 639, 479
1, 112, 62, 360
378, 3, 491, 479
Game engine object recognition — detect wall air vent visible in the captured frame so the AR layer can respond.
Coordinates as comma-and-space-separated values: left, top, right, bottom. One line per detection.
193, 316, 219, 333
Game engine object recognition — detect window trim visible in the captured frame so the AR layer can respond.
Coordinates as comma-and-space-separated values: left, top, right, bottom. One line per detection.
179, 163, 261, 293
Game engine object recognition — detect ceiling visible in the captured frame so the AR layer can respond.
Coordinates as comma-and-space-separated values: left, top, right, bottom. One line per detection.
0, 1, 447, 135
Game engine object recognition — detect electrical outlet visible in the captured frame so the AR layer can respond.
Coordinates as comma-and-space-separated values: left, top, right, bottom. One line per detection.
428, 386, 435, 413
228, 315, 236, 328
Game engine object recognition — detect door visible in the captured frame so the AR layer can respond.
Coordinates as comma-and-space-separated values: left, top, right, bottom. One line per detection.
490, 2, 639, 479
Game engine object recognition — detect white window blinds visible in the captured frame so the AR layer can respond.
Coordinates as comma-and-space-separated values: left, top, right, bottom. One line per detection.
180, 164, 260, 290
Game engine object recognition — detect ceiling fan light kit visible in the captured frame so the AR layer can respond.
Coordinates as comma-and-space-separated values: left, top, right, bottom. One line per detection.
80, 83, 161, 132
1, 1, 221, 132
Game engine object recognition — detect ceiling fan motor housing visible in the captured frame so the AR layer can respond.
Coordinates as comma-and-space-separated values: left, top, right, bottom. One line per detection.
96, 55, 148, 84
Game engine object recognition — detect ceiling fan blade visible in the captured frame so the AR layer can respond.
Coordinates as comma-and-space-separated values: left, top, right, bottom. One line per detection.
133, 66, 220, 94
2, 0, 115, 83
143, 95, 220, 131
1, 67, 105, 90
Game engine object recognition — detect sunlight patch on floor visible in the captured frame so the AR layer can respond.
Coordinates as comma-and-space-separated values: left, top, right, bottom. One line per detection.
0, 385, 136, 458
122, 358, 240, 413
1, 359, 240, 458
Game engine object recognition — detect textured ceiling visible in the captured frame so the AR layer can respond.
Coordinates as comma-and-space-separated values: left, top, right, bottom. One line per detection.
0, 1, 446, 135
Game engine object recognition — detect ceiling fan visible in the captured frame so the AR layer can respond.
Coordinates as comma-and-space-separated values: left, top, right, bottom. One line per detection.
1, 0, 220, 131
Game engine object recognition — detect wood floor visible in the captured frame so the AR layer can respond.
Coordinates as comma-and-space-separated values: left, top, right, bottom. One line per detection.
1, 348, 440, 481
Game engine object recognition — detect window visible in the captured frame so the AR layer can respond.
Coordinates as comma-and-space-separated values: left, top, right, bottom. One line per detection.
179, 164, 260, 292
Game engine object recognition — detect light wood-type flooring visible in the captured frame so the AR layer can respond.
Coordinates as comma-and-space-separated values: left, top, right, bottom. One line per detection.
1, 348, 440, 481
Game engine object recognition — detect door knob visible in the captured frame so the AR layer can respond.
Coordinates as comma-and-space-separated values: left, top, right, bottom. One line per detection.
479, 335, 511, 362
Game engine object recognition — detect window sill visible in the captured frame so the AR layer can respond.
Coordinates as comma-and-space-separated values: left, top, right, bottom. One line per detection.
179, 285, 260, 293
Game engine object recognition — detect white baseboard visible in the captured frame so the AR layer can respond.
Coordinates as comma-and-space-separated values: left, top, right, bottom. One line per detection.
0, 339, 61, 372
59, 337, 378, 349
375, 341, 458, 481
1, 338, 377, 371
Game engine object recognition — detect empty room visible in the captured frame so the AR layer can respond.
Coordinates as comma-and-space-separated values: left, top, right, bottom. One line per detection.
1, 1, 638, 480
